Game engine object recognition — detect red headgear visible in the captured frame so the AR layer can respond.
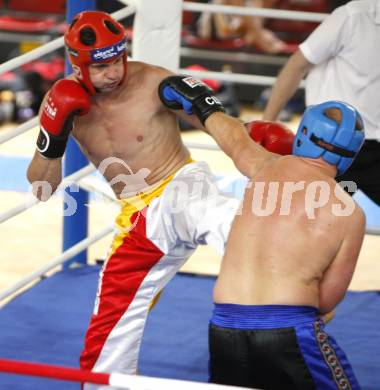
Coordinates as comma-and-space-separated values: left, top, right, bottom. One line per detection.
64, 11, 128, 95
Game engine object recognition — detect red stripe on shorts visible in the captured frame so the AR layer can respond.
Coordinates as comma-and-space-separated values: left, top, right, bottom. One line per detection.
80, 208, 164, 370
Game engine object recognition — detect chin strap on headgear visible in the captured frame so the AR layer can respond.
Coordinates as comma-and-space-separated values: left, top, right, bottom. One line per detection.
292, 100, 365, 176
64, 11, 128, 95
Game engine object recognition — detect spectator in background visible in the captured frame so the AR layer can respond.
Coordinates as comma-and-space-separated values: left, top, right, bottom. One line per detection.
263, 0, 380, 205
196, 0, 288, 53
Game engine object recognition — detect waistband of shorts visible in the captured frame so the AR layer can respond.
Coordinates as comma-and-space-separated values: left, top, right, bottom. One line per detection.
119, 157, 195, 210
210, 304, 318, 329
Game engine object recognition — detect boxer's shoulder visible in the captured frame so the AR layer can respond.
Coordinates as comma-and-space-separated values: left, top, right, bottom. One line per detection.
127, 61, 172, 87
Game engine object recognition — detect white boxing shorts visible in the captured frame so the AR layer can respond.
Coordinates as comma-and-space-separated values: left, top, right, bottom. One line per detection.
81, 160, 240, 389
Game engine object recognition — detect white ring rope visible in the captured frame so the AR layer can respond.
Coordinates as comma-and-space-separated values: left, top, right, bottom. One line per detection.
109, 372, 253, 390
180, 47, 289, 67
0, 117, 38, 145
0, 164, 96, 224
0, 225, 114, 302
185, 141, 220, 151
365, 226, 380, 236
0, 3, 137, 76
0, 357, 254, 390
77, 176, 118, 202
182, 1, 328, 22
180, 68, 305, 88
0, 38, 65, 77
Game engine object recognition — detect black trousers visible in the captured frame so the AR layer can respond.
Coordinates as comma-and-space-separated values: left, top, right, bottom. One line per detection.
209, 324, 316, 390
209, 322, 359, 390
337, 140, 380, 206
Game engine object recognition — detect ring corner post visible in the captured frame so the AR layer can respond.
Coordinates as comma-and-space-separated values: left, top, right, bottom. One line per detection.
131, 0, 182, 72
63, 0, 95, 269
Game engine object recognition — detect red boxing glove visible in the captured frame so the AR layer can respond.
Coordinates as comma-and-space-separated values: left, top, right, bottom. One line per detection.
245, 120, 294, 156
37, 79, 91, 159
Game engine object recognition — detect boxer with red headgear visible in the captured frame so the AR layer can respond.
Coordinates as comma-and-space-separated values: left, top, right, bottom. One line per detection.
35, 10, 130, 160
64, 11, 128, 95
27, 10, 294, 387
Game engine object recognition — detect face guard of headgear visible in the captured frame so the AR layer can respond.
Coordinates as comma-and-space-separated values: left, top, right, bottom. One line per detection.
64, 11, 128, 96
292, 100, 365, 176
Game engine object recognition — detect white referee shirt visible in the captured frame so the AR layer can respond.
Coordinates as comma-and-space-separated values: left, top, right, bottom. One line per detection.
299, 0, 380, 140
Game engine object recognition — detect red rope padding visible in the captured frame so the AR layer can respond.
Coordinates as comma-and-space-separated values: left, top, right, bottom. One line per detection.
0, 358, 110, 385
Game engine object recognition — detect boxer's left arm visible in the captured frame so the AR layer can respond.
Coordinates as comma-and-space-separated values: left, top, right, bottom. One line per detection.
158, 75, 278, 177
204, 112, 277, 178
318, 208, 365, 314
158, 75, 225, 126
203, 118, 294, 176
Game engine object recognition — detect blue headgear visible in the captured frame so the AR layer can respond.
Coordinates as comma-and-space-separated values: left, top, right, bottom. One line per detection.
293, 101, 365, 176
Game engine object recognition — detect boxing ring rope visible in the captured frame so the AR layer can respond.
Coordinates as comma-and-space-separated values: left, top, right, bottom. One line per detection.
365, 226, 380, 236
0, 117, 39, 145
77, 176, 118, 202
0, 162, 120, 302
180, 47, 289, 67
0, 225, 113, 302
0, 38, 65, 76
185, 142, 220, 151
182, 1, 327, 22
0, 164, 96, 224
0, 358, 252, 390
179, 68, 305, 88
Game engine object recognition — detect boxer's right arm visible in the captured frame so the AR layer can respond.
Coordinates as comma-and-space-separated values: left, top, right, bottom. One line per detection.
27, 80, 90, 201
36, 79, 91, 159
27, 151, 63, 201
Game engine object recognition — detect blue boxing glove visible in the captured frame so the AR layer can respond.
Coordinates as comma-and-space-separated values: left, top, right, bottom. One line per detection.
158, 75, 225, 124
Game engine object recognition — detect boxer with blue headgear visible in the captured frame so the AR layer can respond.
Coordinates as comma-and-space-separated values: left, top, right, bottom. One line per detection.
293, 100, 365, 176
208, 101, 365, 390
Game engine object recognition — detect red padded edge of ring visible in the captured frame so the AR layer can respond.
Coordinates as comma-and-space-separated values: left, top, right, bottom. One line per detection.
0, 358, 110, 385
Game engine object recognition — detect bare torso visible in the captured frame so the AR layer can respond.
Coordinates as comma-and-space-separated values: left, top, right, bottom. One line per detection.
71, 61, 190, 198
214, 155, 364, 309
